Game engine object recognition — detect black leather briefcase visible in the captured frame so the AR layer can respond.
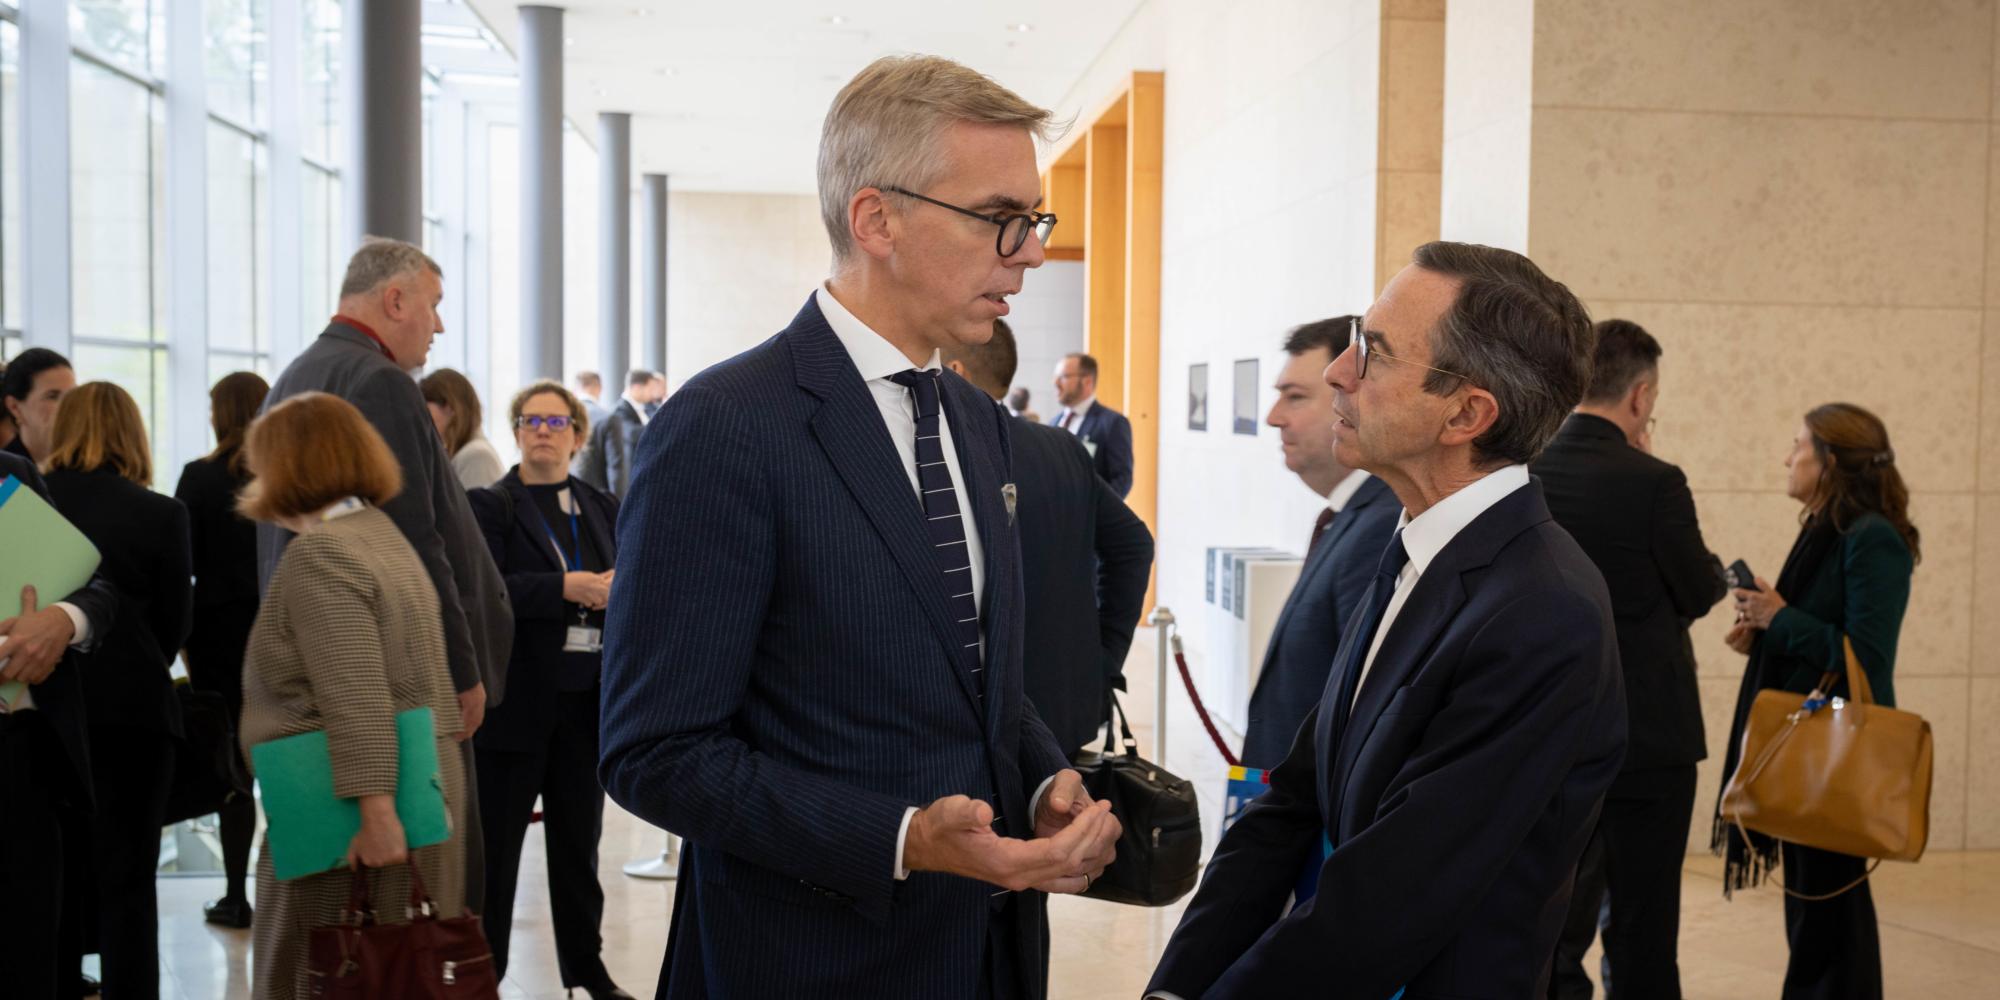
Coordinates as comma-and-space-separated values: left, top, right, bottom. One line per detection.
1071, 694, 1201, 907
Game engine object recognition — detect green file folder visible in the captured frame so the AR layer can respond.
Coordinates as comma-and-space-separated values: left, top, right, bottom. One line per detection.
0, 475, 103, 712
250, 706, 452, 881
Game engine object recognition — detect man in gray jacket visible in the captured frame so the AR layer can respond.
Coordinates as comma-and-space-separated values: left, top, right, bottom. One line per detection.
259, 236, 514, 909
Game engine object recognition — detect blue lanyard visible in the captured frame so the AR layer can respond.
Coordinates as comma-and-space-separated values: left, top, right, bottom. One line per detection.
526, 486, 585, 572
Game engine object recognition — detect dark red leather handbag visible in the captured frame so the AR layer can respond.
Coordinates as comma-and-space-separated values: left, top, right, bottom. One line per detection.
307, 863, 498, 999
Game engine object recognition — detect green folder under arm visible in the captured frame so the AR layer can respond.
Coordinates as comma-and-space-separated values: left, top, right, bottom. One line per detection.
0, 475, 103, 712
250, 706, 453, 881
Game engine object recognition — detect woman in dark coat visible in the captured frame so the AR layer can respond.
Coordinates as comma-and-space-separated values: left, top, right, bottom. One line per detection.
42, 381, 193, 1000
174, 370, 270, 927
1717, 402, 1920, 1000
466, 380, 631, 999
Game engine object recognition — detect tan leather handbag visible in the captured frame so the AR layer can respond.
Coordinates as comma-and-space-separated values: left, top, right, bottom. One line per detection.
1721, 637, 1933, 895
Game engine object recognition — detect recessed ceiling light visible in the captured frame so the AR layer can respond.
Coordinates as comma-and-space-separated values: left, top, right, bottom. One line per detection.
824, 14, 848, 26
654, 67, 677, 76
564, 36, 576, 46
1008, 23, 1034, 32
630, 6, 654, 14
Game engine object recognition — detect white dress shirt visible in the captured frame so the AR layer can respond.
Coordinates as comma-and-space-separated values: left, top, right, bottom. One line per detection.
816, 285, 1018, 880
1055, 395, 1096, 434
1355, 464, 1530, 703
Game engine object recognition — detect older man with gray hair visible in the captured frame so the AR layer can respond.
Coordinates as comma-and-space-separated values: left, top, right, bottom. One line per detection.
259, 236, 514, 911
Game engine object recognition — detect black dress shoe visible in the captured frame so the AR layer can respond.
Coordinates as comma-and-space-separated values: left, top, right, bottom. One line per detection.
204, 896, 254, 929
76, 973, 101, 997
572, 983, 637, 1000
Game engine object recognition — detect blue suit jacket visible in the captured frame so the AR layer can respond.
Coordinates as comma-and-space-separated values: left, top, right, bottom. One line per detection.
598, 297, 1071, 1000
1073, 402, 1134, 498
1148, 480, 1626, 999
1240, 475, 1400, 769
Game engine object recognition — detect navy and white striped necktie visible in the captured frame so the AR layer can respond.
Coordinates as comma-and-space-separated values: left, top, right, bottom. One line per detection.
888, 369, 984, 696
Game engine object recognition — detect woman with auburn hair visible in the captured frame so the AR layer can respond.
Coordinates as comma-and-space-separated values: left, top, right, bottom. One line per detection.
173, 370, 270, 928
41, 381, 193, 1000
421, 367, 506, 488
236, 391, 473, 1000
1717, 402, 1921, 1000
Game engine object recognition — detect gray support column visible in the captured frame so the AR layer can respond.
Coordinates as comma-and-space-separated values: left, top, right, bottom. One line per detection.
519, 5, 564, 383
19, 0, 70, 351
267, 0, 306, 368
164, 0, 211, 476
641, 173, 669, 374
341, 0, 424, 249
597, 113, 632, 385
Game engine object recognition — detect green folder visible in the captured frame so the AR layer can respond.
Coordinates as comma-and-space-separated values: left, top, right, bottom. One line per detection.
0, 475, 103, 712
250, 706, 452, 881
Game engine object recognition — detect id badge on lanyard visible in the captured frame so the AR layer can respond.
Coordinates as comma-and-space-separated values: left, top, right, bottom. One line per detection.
540, 492, 604, 654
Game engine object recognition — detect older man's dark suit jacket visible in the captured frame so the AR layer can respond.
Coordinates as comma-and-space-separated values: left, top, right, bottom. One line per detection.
1148, 480, 1627, 999
1241, 475, 1400, 769
599, 297, 1072, 1000
257, 321, 512, 704
1009, 414, 1154, 756
0, 451, 119, 807
1533, 414, 1725, 770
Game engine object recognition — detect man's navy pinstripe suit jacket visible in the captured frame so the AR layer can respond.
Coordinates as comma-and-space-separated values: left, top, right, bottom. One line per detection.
599, 296, 1073, 1000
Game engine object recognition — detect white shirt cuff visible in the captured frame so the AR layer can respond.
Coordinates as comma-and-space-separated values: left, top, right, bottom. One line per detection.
54, 601, 90, 649
894, 806, 918, 880
1028, 773, 1060, 823
1146, 993, 1185, 1000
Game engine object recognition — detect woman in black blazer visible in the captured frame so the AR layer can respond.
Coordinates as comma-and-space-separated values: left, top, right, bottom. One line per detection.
1717, 402, 1920, 1000
173, 370, 268, 928
466, 380, 631, 1000
42, 381, 192, 1000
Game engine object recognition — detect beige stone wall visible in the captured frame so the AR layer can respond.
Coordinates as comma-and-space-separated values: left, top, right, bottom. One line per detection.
1448, 0, 1998, 851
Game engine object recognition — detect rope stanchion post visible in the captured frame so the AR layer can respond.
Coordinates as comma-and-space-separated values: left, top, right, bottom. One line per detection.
1146, 606, 1175, 763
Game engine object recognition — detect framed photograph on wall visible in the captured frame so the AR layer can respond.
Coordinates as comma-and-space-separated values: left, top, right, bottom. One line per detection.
1232, 359, 1258, 435
1188, 363, 1209, 431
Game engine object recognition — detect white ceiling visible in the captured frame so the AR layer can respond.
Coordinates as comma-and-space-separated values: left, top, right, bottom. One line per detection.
456, 0, 1145, 194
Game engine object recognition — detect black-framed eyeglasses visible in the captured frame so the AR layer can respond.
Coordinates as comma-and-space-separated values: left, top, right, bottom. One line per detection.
514, 414, 574, 431
885, 186, 1057, 257
1348, 316, 1472, 383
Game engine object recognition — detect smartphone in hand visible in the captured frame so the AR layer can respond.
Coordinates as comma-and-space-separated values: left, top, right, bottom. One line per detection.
1726, 559, 1759, 592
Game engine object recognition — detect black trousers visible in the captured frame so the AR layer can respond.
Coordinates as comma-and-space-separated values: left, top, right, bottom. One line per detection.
1780, 842, 1882, 1000
475, 691, 610, 989
63, 725, 175, 1000
186, 607, 257, 903
1549, 765, 1696, 1000
0, 712, 80, 1000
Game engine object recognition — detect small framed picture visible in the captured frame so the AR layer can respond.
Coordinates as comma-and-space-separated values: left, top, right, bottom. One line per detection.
1188, 363, 1209, 431
1232, 359, 1258, 436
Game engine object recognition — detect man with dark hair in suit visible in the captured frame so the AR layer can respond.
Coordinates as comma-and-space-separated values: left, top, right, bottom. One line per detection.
1147, 242, 1626, 999
577, 369, 659, 498
570, 371, 609, 483
0, 450, 121, 998
1240, 317, 1400, 769
1536, 319, 1726, 1000
261, 235, 514, 911
1051, 352, 1134, 497
599, 55, 1120, 1000
945, 319, 1153, 757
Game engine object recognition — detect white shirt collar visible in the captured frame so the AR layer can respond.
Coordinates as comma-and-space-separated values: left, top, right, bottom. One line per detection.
1393, 464, 1531, 576
1326, 468, 1372, 513
816, 285, 942, 379
1065, 395, 1097, 420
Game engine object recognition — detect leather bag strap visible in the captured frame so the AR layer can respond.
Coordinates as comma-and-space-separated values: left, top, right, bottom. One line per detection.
1729, 811, 1882, 900
1842, 636, 1876, 705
